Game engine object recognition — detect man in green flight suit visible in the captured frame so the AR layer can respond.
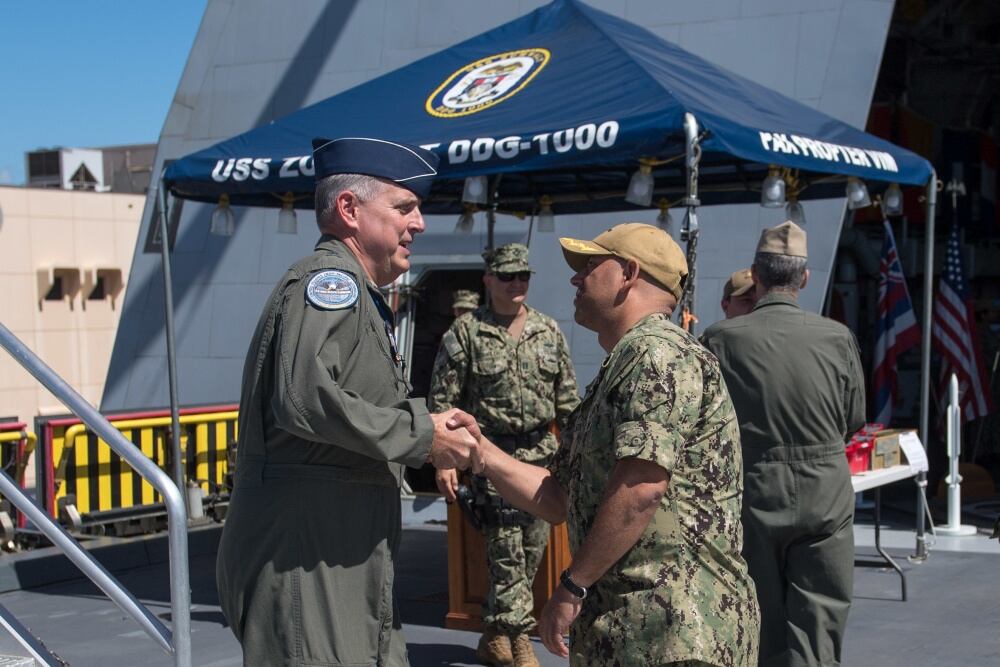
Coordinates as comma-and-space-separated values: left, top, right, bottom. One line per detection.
429, 243, 580, 667
216, 137, 480, 667
449, 223, 760, 667
701, 221, 866, 667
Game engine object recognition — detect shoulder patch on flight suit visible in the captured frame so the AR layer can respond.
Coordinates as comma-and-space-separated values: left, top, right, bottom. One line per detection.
442, 330, 464, 360
305, 270, 359, 310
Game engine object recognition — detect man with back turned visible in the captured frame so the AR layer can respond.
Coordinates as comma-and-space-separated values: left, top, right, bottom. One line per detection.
701, 221, 865, 666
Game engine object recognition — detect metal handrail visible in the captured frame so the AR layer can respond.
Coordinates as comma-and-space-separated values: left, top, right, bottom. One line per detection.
0, 322, 191, 666
0, 470, 172, 653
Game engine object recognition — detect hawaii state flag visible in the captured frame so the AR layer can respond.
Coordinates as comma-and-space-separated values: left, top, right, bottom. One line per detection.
873, 220, 921, 424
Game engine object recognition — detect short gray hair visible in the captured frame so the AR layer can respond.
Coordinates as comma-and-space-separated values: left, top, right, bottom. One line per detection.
753, 252, 807, 291
314, 173, 387, 227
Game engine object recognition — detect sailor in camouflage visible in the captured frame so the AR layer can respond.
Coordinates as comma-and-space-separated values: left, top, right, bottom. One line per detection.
452, 289, 481, 317
449, 224, 759, 666
430, 243, 579, 666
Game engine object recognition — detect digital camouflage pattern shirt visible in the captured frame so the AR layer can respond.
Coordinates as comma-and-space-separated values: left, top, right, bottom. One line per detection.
549, 312, 759, 667
428, 305, 579, 464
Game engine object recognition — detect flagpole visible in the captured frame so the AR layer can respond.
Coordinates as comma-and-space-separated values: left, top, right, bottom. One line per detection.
914, 169, 937, 562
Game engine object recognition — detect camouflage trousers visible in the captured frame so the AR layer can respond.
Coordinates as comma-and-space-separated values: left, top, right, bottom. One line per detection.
482, 515, 550, 634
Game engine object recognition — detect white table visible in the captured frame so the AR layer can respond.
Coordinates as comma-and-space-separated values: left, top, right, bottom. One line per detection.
852, 464, 918, 600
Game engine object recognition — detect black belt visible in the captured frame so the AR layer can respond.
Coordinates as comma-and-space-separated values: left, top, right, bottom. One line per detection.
484, 423, 552, 452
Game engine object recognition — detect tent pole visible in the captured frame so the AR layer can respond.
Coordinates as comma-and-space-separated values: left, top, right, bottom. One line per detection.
486, 175, 502, 251
680, 113, 701, 333
914, 169, 937, 562
157, 178, 187, 517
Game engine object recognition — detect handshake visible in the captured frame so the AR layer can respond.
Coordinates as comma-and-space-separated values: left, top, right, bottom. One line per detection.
427, 408, 487, 474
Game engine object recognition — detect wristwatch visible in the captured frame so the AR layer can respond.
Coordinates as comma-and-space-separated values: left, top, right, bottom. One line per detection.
559, 569, 587, 599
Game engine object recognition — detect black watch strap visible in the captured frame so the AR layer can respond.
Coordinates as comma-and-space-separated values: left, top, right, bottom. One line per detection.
560, 569, 587, 599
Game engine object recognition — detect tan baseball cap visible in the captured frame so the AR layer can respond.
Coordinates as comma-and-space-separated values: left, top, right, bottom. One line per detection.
723, 269, 753, 299
559, 222, 688, 300
756, 220, 807, 258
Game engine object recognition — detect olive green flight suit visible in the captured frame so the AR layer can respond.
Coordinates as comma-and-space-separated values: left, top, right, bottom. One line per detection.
701, 293, 866, 667
217, 236, 433, 667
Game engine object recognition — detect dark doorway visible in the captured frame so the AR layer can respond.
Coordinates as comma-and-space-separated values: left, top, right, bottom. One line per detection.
406, 268, 485, 493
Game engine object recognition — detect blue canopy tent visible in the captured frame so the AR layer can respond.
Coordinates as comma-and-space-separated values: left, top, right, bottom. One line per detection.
164, 0, 932, 214
157, 0, 938, 554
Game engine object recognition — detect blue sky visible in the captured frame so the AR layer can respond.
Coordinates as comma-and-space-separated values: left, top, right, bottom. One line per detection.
0, 2, 207, 185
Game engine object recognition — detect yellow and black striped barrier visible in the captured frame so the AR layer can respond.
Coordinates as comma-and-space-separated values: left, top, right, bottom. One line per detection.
0, 423, 36, 533
39, 406, 237, 526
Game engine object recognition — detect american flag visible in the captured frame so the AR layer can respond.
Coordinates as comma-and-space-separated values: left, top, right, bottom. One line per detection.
873, 220, 920, 424
931, 225, 993, 421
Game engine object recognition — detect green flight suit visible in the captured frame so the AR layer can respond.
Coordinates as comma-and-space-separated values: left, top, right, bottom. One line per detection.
217, 236, 433, 667
428, 305, 579, 634
701, 293, 866, 667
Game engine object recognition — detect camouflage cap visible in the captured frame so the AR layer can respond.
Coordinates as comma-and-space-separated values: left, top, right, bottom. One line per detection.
484, 243, 531, 273
723, 269, 754, 299
756, 220, 807, 258
559, 222, 688, 300
452, 289, 480, 310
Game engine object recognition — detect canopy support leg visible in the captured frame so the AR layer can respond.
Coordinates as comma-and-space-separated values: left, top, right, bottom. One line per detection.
914, 169, 937, 563
157, 178, 187, 516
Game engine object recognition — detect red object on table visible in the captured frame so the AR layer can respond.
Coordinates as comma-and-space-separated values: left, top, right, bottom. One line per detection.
844, 423, 882, 474
845, 440, 872, 474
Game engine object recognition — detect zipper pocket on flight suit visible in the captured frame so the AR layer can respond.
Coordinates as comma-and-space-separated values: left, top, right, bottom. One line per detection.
369, 319, 406, 392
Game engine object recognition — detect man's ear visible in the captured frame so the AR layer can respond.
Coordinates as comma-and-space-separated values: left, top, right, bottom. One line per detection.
800, 268, 810, 290
335, 191, 361, 232
623, 259, 641, 286
751, 264, 768, 299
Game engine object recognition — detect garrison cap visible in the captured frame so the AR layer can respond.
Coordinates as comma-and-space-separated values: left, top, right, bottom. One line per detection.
723, 269, 754, 299
756, 220, 807, 258
484, 243, 532, 273
452, 289, 480, 310
559, 222, 688, 301
311, 137, 439, 199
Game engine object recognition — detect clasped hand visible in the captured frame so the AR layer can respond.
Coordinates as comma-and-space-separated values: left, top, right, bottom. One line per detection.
427, 409, 486, 471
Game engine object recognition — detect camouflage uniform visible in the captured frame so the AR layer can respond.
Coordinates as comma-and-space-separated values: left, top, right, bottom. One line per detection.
549, 312, 759, 667
429, 246, 579, 635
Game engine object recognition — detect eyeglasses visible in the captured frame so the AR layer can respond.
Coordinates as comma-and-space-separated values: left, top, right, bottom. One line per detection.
493, 271, 532, 283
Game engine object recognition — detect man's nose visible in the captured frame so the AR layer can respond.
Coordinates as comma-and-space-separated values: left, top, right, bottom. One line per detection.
411, 208, 427, 233
570, 270, 583, 287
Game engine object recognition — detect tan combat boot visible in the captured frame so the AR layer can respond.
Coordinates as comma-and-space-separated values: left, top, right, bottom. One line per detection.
476, 626, 513, 665
510, 634, 540, 667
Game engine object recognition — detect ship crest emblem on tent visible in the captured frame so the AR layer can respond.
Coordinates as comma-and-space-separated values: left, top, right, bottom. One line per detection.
426, 48, 550, 118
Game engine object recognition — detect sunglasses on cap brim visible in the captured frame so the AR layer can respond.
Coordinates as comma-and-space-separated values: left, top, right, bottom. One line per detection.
492, 271, 532, 282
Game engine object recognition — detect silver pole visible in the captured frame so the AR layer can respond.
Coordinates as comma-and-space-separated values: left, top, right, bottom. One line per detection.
937, 374, 977, 537
680, 112, 701, 333
914, 170, 936, 561
157, 179, 187, 516
947, 374, 961, 528
0, 323, 191, 666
